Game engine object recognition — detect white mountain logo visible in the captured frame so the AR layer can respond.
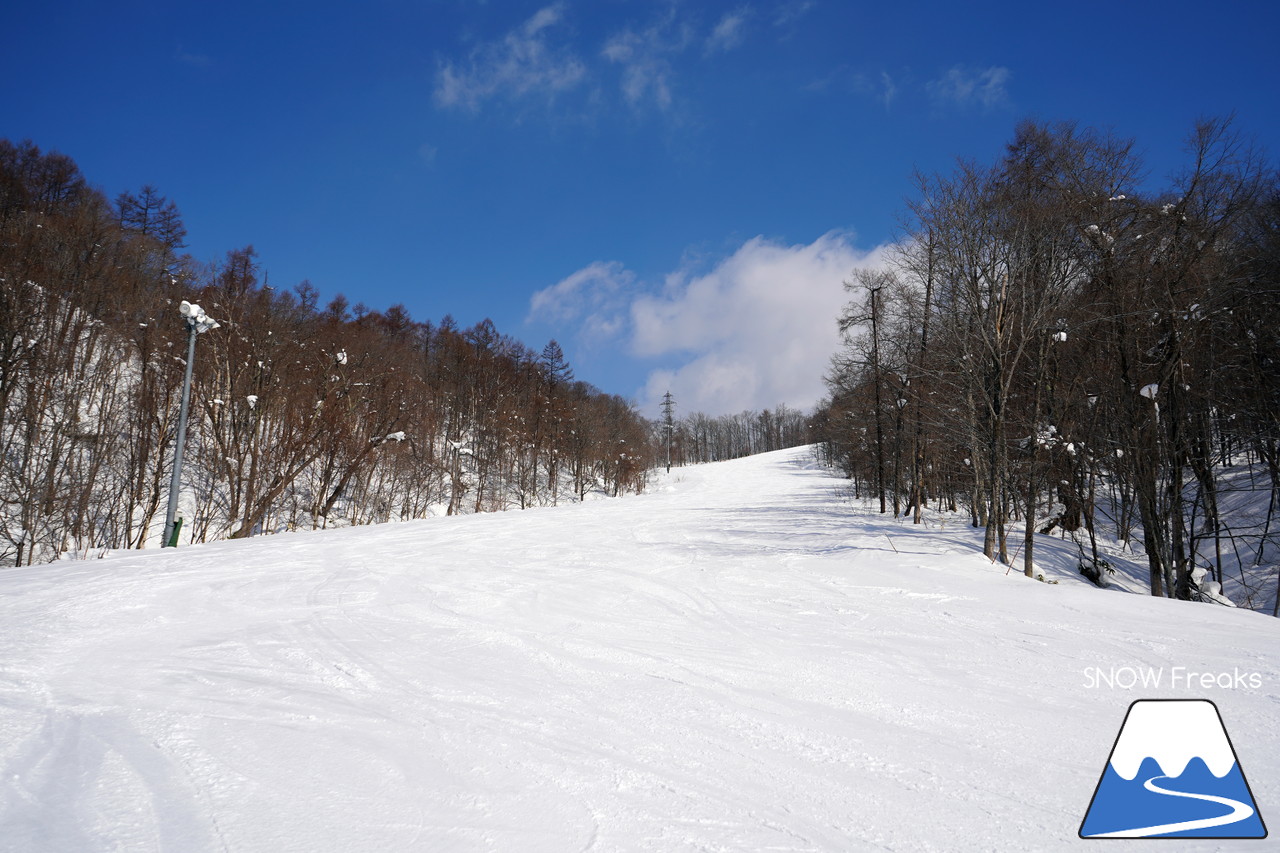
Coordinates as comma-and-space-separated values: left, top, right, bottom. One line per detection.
1080, 699, 1267, 839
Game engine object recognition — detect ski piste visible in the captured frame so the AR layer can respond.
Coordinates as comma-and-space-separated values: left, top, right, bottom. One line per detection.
1, 449, 1276, 851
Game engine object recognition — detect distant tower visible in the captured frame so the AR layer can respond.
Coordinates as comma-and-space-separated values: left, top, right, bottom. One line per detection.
661, 391, 676, 473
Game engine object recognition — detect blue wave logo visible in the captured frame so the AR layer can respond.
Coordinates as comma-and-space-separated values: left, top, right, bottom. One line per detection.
1080, 700, 1267, 838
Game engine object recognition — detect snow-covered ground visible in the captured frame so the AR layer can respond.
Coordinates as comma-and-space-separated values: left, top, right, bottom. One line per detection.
1, 447, 1276, 851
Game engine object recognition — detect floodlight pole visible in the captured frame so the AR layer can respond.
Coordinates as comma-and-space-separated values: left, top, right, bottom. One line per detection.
162, 303, 216, 547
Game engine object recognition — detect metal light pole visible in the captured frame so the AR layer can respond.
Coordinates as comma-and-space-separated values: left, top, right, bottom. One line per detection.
162, 301, 219, 548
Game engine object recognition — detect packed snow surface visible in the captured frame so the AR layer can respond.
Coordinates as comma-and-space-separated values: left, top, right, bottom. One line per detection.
1, 448, 1276, 851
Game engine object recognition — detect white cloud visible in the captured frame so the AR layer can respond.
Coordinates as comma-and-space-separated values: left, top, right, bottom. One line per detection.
534, 232, 890, 416
853, 70, 899, 109
773, 0, 816, 28
434, 3, 586, 112
926, 65, 1011, 111
612, 53, 674, 111
601, 12, 694, 112
631, 232, 882, 414
528, 260, 633, 341
705, 8, 750, 55
434, 4, 761, 120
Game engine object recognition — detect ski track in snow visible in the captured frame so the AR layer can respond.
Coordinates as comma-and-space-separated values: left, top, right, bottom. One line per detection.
0, 448, 1277, 852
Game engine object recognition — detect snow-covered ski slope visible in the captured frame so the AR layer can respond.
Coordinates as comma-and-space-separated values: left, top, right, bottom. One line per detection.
1, 447, 1276, 852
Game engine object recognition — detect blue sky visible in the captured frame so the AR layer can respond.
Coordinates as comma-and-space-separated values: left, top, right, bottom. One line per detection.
5, 0, 1278, 416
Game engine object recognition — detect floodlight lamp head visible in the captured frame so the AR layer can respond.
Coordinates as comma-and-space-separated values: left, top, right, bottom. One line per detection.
179, 300, 194, 317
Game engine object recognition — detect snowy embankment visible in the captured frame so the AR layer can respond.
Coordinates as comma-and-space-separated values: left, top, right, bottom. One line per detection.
1, 447, 1276, 852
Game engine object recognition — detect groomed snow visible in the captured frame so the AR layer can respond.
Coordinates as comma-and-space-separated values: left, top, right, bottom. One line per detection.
1, 448, 1276, 851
